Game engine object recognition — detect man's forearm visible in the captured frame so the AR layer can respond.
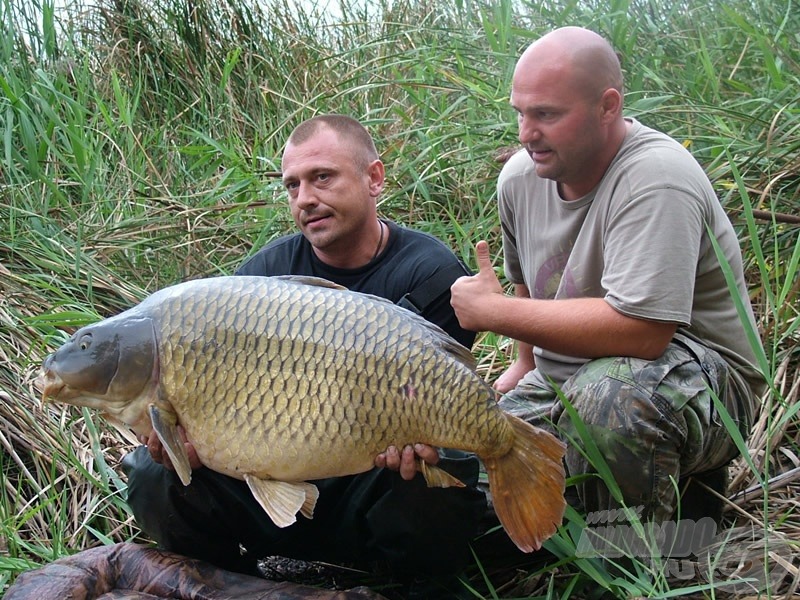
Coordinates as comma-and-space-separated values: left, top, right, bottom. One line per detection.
484, 295, 677, 360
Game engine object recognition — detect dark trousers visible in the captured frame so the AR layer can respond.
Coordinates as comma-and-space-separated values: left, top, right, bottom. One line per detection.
122, 447, 487, 579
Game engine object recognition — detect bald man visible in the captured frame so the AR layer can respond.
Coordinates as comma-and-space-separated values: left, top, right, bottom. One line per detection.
451, 27, 764, 532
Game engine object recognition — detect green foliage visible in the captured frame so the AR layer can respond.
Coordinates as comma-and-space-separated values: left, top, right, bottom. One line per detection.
1, 0, 798, 597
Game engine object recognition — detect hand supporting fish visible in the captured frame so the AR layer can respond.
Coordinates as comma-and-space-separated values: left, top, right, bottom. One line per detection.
140, 427, 202, 471
375, 443, 441, 480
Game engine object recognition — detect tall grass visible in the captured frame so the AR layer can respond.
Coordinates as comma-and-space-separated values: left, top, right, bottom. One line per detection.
1, 0, 798, 597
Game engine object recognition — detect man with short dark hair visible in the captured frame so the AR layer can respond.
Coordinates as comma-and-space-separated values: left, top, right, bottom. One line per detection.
123, 115, 485, 596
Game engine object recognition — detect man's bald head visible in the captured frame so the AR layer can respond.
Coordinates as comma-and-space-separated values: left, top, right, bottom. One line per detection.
515, 27, 623, 102
510, 27, 629, 199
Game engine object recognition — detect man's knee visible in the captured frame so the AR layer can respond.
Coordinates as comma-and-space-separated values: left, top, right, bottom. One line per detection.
554, 355, 691, 519
556, 353, 694, 447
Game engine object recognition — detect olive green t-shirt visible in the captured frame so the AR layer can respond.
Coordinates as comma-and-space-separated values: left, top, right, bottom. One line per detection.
498, 118, 763, 401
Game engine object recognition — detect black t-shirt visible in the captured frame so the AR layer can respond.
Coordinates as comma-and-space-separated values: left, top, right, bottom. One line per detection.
236, 220, 476, 348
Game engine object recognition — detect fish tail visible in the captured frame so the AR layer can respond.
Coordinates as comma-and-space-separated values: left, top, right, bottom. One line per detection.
482, 413, 567, 553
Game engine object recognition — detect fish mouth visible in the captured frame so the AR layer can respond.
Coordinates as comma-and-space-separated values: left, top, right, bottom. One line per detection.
35, 370, 65, 405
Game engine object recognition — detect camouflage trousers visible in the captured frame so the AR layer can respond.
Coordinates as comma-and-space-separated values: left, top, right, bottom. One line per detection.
495, 334, 754, 524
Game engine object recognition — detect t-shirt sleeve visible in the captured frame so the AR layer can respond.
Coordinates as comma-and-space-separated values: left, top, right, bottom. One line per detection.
396, 232, 476, 348
497, 149, 540, 287
602, 186, 704, 325
499, 190, 524, 285
418, 260, 475, 349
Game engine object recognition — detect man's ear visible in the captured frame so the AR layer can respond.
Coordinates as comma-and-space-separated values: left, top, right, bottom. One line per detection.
600, 88, 623, 123
367, 159, 385, 197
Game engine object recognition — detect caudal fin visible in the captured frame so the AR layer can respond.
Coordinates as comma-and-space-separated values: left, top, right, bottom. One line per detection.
483, 414, 566, 552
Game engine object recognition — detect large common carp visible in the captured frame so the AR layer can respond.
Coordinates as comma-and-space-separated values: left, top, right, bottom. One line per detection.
39, 275, 566, 552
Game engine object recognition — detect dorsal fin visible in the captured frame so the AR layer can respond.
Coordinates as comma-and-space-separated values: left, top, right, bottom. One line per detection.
272, 275, 348, 291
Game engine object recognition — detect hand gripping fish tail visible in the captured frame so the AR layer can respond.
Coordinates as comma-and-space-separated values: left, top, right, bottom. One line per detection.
482, 414, 567, 552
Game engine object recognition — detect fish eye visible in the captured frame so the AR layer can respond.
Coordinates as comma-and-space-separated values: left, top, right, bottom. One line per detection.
77, 333, 92, 351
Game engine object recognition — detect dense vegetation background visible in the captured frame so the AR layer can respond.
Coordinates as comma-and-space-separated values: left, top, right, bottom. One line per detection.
1, 0, 798, 597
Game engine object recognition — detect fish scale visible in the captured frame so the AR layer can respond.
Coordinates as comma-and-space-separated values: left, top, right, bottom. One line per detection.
158, 278, 489, 473
39, 274, 566, 552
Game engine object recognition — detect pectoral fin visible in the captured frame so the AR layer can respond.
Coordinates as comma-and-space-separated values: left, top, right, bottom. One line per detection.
419, 460, 466, 488
148, 403, 192, 486
244, 475, 320, 528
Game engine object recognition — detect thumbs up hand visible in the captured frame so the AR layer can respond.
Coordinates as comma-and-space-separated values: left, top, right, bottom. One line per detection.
450, 241, 505, 332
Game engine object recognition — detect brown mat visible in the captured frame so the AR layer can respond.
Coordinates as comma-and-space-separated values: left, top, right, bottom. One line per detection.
5, 543, 387, 600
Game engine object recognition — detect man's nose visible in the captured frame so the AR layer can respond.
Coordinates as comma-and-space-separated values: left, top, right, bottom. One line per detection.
294, 181, 318, 209
518, 116, 540, 144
